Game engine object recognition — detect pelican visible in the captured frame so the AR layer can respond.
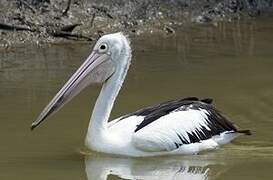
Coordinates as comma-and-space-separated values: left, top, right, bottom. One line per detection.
31, 32, 251, 157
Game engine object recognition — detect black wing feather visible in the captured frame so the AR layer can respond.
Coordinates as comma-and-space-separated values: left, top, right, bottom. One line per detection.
133, 97, 235, 133
118, 97, 250, 150
119, 97, 247, 145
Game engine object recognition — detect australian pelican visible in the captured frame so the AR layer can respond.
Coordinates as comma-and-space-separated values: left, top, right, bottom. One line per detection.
31, 32, 251, 157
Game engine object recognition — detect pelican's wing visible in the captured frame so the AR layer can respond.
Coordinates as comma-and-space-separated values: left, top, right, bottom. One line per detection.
130, 97, 238, 152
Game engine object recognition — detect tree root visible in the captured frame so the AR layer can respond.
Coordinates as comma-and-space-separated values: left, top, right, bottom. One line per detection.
0, 23, 34, 32
49, 30, 93, 41
0, 22, 93, 41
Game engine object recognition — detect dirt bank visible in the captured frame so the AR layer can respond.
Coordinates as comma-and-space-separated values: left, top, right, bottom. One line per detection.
0, 0, 272, 47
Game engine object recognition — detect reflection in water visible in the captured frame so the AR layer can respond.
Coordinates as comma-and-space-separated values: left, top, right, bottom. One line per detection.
85, 155, 217, 180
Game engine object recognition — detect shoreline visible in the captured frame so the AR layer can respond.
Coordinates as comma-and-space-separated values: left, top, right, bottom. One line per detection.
0, 0, 272, 48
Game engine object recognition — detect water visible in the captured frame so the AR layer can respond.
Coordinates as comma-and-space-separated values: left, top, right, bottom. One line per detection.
1, 16, 273, 179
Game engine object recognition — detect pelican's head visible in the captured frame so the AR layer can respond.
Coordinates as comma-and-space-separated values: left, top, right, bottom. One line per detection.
31, 32, 131, 130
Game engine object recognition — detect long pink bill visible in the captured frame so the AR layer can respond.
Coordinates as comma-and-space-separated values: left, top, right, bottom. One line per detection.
31, 51, 111, 130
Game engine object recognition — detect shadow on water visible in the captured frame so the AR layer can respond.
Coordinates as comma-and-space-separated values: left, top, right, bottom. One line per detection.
0, 16, 273, 179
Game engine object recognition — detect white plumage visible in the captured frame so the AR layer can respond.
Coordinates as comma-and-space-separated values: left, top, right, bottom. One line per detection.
99, 102, 239, 157
31, 32, 250, 157
133, 109, 220, 152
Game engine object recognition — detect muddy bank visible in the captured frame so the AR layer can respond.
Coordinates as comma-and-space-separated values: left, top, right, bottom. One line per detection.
0, 0, 272, 47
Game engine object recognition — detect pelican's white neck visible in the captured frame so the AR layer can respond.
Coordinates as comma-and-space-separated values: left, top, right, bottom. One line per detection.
85, 51, 131, 151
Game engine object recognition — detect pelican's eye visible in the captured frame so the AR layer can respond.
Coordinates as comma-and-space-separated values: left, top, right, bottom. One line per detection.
98, 43, 108, 53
